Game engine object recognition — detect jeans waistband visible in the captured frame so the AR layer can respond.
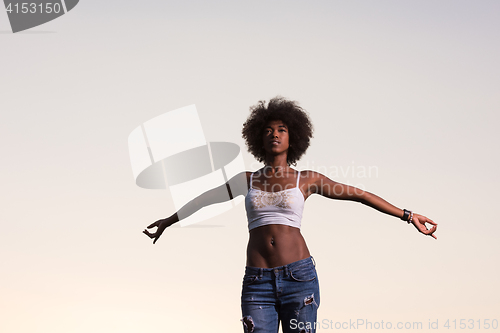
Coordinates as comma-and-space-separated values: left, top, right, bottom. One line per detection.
245, 256, 315, 277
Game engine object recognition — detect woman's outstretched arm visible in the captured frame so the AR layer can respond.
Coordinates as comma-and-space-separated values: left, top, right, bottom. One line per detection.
306, 171, 437, 239
143, 171, 249, 244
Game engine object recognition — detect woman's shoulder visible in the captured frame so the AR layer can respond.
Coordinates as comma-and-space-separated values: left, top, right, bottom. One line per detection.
244, 171, 255, 188
296, 169, 332, 187
298, 169, 326, 179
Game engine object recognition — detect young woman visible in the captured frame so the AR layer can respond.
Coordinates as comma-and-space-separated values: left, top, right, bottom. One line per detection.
143, 97, 437, 333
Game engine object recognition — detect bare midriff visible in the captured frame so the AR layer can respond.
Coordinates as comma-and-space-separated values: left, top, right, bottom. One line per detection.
246, 224, 311, 268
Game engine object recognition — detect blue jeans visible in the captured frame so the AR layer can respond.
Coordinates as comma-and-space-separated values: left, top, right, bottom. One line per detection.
241, 256, 320, 333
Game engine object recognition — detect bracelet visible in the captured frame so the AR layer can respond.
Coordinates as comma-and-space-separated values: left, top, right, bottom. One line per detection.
408, 211, 414, 224
401, 209, 411, 222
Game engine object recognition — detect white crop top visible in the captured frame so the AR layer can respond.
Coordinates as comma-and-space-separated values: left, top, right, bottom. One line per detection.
245, 170, 305, 231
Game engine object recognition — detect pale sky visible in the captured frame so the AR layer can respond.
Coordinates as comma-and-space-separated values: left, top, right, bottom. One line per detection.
1, 1, 499, 332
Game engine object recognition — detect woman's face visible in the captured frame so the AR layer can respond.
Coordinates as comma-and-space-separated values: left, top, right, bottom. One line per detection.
262, 120, 290, 155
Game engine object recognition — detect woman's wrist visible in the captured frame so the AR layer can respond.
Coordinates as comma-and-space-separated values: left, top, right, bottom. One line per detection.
408, 211, 414, 224
401, 209, 411, 222
400, 209, 414, 224
161, 214, 179, 227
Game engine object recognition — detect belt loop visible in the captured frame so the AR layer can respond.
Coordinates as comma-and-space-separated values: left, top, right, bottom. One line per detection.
285, 265, 289, 276
258, 268, 263, 278
311, 256, 316, 267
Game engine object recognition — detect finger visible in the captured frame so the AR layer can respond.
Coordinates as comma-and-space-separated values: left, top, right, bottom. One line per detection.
420, 226, 430, 234
153, 236, 160, 245
422, 225, 437, 235
426, 218, 437, 225
416, 223, 428, 234
422, 225, 434, 233
147, 220, 160, 229
143, 230, 156, 238
431, 233, 437, 239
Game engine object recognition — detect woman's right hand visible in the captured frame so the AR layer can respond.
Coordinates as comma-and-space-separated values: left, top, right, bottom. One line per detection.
143, 217, 175, 244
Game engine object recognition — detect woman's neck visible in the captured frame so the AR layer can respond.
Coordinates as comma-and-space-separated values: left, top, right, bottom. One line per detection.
262, 156, 292, 175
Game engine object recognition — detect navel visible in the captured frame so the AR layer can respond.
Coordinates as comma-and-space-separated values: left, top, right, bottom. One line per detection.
270, 237, 275, 245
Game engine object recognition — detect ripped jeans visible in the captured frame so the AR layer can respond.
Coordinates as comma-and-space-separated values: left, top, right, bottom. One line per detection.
241, 256, 320, 333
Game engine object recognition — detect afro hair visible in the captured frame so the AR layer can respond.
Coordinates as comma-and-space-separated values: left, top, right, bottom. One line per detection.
242, 96, 314, 166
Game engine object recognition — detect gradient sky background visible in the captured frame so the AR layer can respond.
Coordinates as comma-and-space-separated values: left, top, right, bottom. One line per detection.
1, 1, 499, 332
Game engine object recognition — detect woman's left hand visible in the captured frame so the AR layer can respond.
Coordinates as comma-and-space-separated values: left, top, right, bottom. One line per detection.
411, 214, 437, 239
